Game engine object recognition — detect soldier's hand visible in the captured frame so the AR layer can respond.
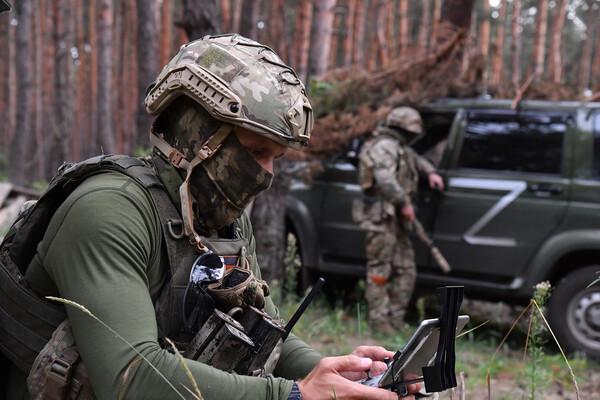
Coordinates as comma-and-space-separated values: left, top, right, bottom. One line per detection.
339, 345, 393, 380
428, 173, 445, 191
297, 355, 412, 400
401, 204, 415, 223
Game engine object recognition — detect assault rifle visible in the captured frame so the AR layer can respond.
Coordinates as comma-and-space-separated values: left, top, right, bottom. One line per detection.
411, 218, 451, 274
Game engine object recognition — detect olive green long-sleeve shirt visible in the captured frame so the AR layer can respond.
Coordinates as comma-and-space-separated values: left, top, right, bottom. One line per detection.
23, 171, 321, 399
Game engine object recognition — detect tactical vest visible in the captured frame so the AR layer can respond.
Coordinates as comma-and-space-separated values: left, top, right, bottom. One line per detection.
357, 133, 419, 198
0, 154, 281, 399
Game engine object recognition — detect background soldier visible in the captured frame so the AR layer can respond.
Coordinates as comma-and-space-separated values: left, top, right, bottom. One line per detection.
355, 107, 445, 332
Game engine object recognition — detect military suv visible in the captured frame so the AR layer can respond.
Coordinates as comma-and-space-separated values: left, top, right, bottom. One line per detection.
286, 98, 600, 358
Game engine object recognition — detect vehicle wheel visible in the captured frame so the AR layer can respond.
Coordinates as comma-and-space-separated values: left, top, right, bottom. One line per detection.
548, 266, 600, 360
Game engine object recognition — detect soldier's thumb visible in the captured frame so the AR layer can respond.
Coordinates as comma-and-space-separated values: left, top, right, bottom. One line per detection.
323, 355, 373, 373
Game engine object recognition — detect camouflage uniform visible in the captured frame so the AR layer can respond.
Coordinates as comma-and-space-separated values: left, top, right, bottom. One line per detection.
355, 107, 435, 328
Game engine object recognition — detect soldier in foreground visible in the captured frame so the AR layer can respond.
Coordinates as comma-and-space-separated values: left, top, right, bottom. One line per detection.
355, 107, 445, 332
1, 36, 420, 399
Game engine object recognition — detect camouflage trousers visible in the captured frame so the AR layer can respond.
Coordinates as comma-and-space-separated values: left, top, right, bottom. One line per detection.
365, 220, 416, 328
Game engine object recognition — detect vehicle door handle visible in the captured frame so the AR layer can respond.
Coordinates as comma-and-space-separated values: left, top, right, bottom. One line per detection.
528, 183, 564, 195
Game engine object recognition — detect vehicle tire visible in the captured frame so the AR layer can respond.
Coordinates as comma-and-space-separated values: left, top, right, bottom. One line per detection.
548, 265, 600, 360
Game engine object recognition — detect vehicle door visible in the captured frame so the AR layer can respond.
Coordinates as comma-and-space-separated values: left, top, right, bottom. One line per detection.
430, 109, 573, 284
315, 140, 367, 275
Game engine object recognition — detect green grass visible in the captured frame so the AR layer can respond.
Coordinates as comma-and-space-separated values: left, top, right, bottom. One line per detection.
274, 288, 595, 398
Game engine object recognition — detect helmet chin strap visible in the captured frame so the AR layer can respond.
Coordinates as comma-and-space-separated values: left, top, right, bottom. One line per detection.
150, 125, 233, 253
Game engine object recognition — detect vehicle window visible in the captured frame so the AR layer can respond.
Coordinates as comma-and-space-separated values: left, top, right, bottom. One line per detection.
593, 113, 600, 178
458, 113, 566, 175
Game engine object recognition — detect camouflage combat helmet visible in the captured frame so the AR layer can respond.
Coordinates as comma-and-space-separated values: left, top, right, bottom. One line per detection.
384, 107, 423, 135
145, 34, 313, 150
145, 34, 313, 252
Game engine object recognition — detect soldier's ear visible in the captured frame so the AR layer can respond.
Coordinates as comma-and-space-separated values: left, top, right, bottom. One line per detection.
0, 1, 11, 13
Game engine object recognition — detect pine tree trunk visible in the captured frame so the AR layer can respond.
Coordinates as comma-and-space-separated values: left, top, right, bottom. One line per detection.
293, 0, 312, 82
398, 0, 409, 56
159, 0, 173, 67
97, 0, 115, 153
578, 9, 596, 92
136, 0, 159, 148
418, 0, 431, 54
89, 0, 99, 156
344, 0, 356, 66
547, 0, 567, 83
310, 0, 335, 77
479, 0, 491, 73
269, 0, 286, 60
431, 0, 442, 47
593, 18, 600, 89
250, 160, 292, 283
178, 0, 220, 41
231, 0, 242, 33
48, 0, 74, 173
0, 12, 9, 149
221, 0, 231, 32
353, 0, 367, 67
490, 0, 506, 87
328, 6, 341, 69
376, 0, 390, 67
34, 0, 45, 178
532, 0, 548, 77
511, 0, 522, 88
239, 0, 259, 39
9, 0, 34, 185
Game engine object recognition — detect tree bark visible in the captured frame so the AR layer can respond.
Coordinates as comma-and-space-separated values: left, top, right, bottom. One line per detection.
136, 0, 159, 148
0, 12, 9, 149
269, 0, 286, 61
178, 0, 220, 41
34, 0, 45, 178
292, 0, 312, 82
578, 8, 596, 91
398, 0, 409, 56
47, 0, 74, 173
376, 0, 390, 67
490, 0, 506, 87
547, 0, 568, 83
418, 0, 431, 54
221, 0, 231, 32
344, 0, 356, 66
310, 0, 336, 78
511, 0, 522, 89
250, 159, 292, 283
532, 0, 548, 77
479, 0, 490, 62
239, 0, 259, 39
593, 16, 600, 89
9, 0, 34, 185
431, 0, 442, 47
353, 0, 367, 67
97, 0, 115, 154
89, 0, 99, 156
231, 0, 242, 33
159, 0, 173, 67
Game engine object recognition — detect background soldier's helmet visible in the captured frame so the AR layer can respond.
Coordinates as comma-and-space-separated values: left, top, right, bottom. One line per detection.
145, 34, 313, 149
384, 107, 423, 135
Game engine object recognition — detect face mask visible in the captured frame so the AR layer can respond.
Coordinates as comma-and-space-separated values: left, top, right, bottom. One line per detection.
190, 133, 273, 231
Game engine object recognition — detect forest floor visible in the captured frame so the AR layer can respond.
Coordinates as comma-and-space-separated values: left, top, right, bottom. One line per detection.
275, 289, 599, 400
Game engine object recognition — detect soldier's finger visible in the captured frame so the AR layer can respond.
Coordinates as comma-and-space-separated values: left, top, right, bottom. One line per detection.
352, 345, 394, 361
322, 355, 373, 373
